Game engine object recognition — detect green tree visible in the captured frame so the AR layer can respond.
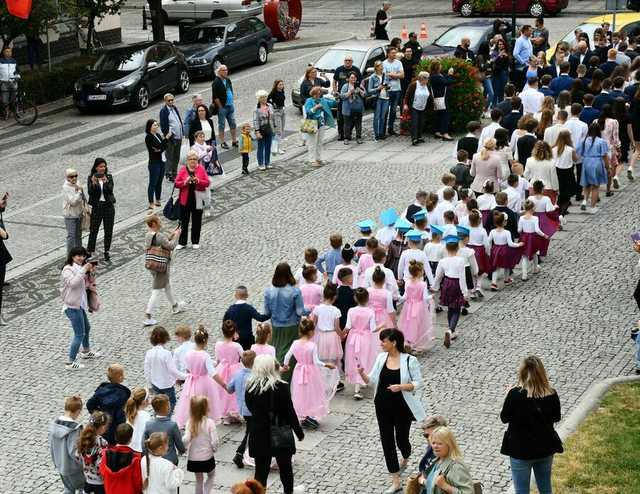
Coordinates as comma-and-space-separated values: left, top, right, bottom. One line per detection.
0, 0, 59, 49
60, 0, 125, 50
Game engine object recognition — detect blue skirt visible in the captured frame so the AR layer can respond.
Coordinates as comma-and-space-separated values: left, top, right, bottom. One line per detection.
580, 157, 608, 187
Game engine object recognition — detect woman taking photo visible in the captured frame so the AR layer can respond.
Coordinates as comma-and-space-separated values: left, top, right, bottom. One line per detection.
188, 104, 215, 146
368, 60, 389, 141
61, 246, 101, 370
253, 90, 276, 171
429, 61, 455, 141
143, 214, 183, 326
500, 356, 563, 494
245, 355, 304, 494
303, 86, 336, 167
358, 328, 425, 494
175, 151, 210, 249
340, 72, 366, 144
403, 71, 430, 146
145, 119, 166, 210
491, 36, 510, 105
577, 122, 610, 214
86, 158, 115, 262
299, 66, 330, 103
470, 138, 503, 197
268, 79, 286, 155
263, 263, 307, 375
62, 168, 85, 254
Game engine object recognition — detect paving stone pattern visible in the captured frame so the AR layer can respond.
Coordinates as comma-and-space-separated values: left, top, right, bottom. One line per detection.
2, 133, 638, 494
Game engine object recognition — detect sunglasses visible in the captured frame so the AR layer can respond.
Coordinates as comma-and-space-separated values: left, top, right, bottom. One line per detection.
68, 175, 78, 178
167, 99, 174, 102
187, 158, 198, 161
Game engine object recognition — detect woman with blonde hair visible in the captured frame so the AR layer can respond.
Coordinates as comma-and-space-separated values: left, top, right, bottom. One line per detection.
253, 89, 276, 170
175, 150, 210, 248
470, 138, 502, 196
552, 129, 579, 216
500, 356, 562, 494
524, 141, 559, 204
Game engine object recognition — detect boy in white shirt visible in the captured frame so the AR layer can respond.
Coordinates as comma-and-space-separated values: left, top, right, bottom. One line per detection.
172, 324, 195, 375
505, 174, 523, 213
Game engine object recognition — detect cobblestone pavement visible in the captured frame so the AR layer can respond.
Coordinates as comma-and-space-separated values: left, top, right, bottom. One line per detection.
2, 124, 638, 493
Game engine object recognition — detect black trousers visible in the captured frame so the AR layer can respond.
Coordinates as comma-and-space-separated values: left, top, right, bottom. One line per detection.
236, 416, 252, 454
337, 101, 345, 139
410, 108, 425, 141
575, 162, 583, 199
634, 278, 640, 311
242, 153, 249, 171
447, 307, 462, 331
375, 405, 412, 473
344, 112, 362, 140
0, 262, 5, 314
254, 454, 294, 494
87, 202, 115, 253
179, 206, 203, 246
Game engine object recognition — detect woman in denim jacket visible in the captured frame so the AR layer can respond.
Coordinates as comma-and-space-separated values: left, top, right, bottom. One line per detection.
368, 61, 389, 141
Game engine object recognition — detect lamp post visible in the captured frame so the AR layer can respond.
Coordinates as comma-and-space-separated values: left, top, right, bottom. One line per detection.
510, 0, 516, 81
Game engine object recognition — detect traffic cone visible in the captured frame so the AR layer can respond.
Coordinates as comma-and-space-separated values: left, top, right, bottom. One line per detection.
400, 23, 408, 41
370, 21, 375, 38
419, 23, 428, 40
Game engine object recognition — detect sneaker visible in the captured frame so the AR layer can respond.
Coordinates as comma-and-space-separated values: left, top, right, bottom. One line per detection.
344, 139, 349, 145
336, 382, 345, 392
461, 307, 468, 315
79, 350, 102, 359
221, 142, 229, 150
588, 207, 599, 214
435, 306, 443, 313
306, 417, 319, 428
444, 330, 451, 349
232, 141, 239, 148
356, 139, 363, 144
172, 302, 185, 315
476, 290, 485, 299
490, 283, 498, 291
143, 318, 157, 326
233, 453, 244, 468
606, 191, 614, 197
241, 169, 249, 175
65, 361, 85, 371
533, 266, 541, 274
522, 275, 529, 281
278, 149, 286, 155
613, 176, 620, 189
450, 332, 458, 341
175, 244, 185, 250
627, 169, 634, 181
580, 203, 587, 211
353, 392, 363, 400
258, 165, 266, 171
292, 486, 306, 494
192, 244, 200, 249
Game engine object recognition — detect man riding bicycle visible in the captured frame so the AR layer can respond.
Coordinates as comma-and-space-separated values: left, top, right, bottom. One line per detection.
0, 46, 20, 106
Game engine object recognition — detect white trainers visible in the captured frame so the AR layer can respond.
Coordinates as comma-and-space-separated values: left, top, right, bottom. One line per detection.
588, 207, 599, 214
65, 361, 85, 371
79, 350, 102, 359
172, 302, 186, 315
192, 244, 200, 250
292, 485, 306, 493
278, 149, 286, 155
175, 245, 185, 250
143, 318, 157, 326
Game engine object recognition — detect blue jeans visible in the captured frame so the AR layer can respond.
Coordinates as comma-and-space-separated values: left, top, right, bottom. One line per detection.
387, 90, 401, 132
65, 308, 90, 362
257, 134, 272, 166
148, 160, 165, 203
483, 78, 495, 110
492, 70, 508, 106
634, 328, 640, 370
152, 384, 177, 416
374, 98, 389, 138
218, 104, 237, 133
510, 455, 554, 494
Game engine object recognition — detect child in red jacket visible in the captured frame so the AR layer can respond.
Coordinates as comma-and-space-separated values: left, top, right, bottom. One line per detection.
100, 423, 143, 494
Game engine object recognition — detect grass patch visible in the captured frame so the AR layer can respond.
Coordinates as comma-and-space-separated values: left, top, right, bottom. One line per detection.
552, 382, 640, 494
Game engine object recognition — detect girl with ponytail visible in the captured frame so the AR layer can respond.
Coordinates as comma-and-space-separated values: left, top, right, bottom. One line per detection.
125, 387, 151, 452
77, 411, 110, 493
142, 432, 184, 493
183, 396, 218, 494
214, 320, 244, 424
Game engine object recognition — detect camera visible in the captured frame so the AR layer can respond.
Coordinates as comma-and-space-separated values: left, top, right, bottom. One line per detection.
86, 257, 99, 266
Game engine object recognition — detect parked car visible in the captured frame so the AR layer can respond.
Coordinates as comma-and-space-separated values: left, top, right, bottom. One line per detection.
162, 0, 262, 24
422, 20, 518, 58
547, 12, 640, 61
453, 0, 568, 18
291, 39, 388, 111
175, 16, 274, 79
73, 41, 190, 111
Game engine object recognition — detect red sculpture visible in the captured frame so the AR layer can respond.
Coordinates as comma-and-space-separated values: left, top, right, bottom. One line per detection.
263, 0, 302, 41
6, 0, 33, 19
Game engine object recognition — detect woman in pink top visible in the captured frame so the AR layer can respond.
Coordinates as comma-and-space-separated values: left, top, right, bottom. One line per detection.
344, 288, 380, 400
175, 327, 225, 428
174, 150, 210, 248
250, 322, 276, 358
182, 396, 218, 493
470, 138, 502, 196
214, 321, 244, 423
367, 266, 396, 329
299, 265, 322, 311
398, 261, 433, 351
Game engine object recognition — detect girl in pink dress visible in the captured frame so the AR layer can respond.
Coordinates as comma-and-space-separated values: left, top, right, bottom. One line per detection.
331, 244, 358, 288
398, 260, 433, 351
281, 319, 336, 429
357, 238, 378, 286
367, 266, 397, 330
310, 283, 344, 366
214, 320, 244, 424
300, 265, 322, 312
174, 326, 226, 428
344, 288, 380, 400
250, 322, 276, 358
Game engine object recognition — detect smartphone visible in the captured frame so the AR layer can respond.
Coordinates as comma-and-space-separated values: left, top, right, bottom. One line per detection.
1, 192, 8, 201
86, 257, 99, 266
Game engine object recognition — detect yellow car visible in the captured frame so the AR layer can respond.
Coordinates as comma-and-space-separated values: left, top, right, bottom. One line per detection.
547, 12, 640, 61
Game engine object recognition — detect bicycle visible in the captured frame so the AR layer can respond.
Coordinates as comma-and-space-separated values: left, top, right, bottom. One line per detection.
0, 80, 38, 126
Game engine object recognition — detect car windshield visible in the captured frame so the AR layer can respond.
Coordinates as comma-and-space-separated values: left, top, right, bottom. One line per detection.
313, 49, 366, 72
93, 50, 145, 71
181, 26, 226, 44
560, 22, 598, 48
434, 26, 487, 49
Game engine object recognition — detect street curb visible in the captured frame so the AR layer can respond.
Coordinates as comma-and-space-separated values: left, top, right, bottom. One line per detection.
506, 374, 640, 494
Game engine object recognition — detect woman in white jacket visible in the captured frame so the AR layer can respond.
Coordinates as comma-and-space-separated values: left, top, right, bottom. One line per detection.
142, 432, 184, 494
62, 168, 85, 253
524, 141, 560, 204
358, 328, 426, 494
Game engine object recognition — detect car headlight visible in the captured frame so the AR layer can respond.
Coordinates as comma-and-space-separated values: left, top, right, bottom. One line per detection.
189, 57, 211, 66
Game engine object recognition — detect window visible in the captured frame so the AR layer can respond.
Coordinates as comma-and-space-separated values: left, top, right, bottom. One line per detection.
235, 20, 252, 38
365, 47, 385, 70
246, 17, 266, 33
156, 44, 173, 62
94, 49, 146, 71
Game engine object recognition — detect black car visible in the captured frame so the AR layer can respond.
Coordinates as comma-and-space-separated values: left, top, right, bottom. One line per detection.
176, 16, 274, 79
73, 41, 190, 111
422, 20, 518, 58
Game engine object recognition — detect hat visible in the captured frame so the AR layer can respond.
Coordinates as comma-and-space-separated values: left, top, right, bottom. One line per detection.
412, 209, 428, 221
405, 229, 424, 242
444, 234, 459, 244
456, 225, 470, 237
394, 217, 412, 232
429, 224, 444, 236
379, 208, 399, 226
357, 219, 376, 232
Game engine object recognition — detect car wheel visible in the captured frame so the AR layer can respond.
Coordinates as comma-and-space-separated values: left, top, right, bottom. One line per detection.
459, 2, 473, 17
135, 85, 150, 110
257, 44, 268, 65
176, 67, 190, 93
528, 1, 544, 17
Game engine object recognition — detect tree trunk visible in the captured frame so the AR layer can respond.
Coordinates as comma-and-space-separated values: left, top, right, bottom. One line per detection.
148, 0, 165, 42
87, 15, 95, 51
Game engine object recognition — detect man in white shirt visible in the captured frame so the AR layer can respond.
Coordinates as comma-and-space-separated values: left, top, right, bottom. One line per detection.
520, 77, 544, 114
382, 47, 404, 136
565, 102, 588, 200
543, 110, 568, 147
363, 247, 399, 300
477, 108, 505, 151
505, 174, 522, 212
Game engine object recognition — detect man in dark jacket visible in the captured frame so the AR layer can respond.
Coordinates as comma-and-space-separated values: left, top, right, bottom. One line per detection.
211, 64, 237, 149
453, 37, 475, 62
593, 78, 614, 109
403, 32, 423, 64
516, 119, 538, 167
374, 2, 392, 40
569, 41, 593, 77
496, 83, 520, 116
501, 96, 523, 138
333, 56, 363, 141
549, 62, 574, 97
223, 285, 269, 350
87, 364, 131, 445
159, 93, 183, 180
599, 48, 618, 78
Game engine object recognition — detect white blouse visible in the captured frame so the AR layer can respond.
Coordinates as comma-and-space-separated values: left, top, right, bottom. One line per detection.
199, 119, 212, 141
433, 256, 468, 296
529, 194, 556, 213
488, 228, 520, 247
518, 215, 545, 235
524, 158, 559, 191
552, 146, 575, 170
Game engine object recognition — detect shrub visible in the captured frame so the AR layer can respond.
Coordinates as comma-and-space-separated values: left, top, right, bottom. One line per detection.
412, 57, 484, 133
20, 55, 97, 105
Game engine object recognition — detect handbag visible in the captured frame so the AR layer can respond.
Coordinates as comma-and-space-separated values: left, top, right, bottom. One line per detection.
206, 160, 224, 176
433, 91, 446, 111
269, 389, 295, 451
145, 233, 171, 273
81, 195, 92, 231
300, 118, 318, 134
163, 185, 181, 221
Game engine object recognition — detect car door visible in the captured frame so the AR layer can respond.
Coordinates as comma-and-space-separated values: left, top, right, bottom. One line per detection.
233, 19, 256, 66
363, 47, 385, 75
221, 23, 240, 68
143, 46, 163, 96
156, 43, 179, 91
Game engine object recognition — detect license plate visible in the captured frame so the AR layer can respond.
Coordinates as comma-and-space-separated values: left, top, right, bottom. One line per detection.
88, 94, 107, 101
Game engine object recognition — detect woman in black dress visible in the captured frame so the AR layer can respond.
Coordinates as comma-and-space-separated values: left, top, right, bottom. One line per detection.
145, 119, 166, 210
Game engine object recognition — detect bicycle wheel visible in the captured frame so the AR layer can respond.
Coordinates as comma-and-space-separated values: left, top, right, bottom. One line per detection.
14, 98, 38, 126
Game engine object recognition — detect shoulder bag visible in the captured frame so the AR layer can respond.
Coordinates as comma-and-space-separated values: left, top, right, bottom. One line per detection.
433, 87, 447, 111
80, 193, 92, 231
163, 184, 181, 221
145, 233, 171, 273
269, 387, 295, 451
